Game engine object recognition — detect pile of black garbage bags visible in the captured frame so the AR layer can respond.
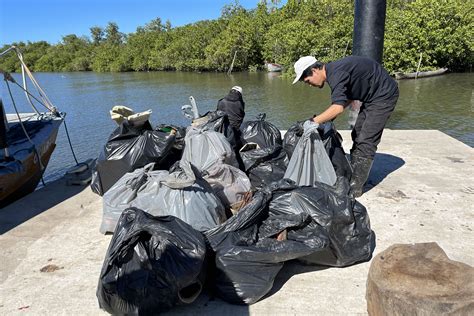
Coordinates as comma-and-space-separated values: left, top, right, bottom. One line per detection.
93, 111, 374, 314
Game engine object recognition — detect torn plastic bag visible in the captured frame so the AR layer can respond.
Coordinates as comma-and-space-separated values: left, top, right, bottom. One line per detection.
283, 121, 351, 179
202, 162, 252, 213
205, 187, 327, 305
90, 120, 176, 196
269, 177, 374, 267
239, 143, 288, 190
100, 163, 167, 234
240, 113, 282, 148
181, 127, 238, 172
191, 110, 237, 149
133, 161, 227, 232
284, 120, 337, 186
97, 208, 207, 315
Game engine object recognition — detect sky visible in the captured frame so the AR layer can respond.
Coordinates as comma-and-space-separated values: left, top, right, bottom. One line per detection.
0, 0, 270, 46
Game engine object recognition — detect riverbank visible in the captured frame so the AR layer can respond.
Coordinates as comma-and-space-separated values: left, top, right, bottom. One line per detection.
1, 129, 473, 315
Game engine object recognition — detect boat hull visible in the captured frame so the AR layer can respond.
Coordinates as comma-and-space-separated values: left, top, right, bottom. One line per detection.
395, 68, 448, 80
266, 63, 283, 72
0, 115, 62, 208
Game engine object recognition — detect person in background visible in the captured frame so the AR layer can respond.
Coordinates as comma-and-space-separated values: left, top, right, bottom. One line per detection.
217, 85, 245, 130
292, 55, 399, 197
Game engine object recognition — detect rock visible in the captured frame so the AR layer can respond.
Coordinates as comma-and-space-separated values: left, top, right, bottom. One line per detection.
366, 243, 474, 315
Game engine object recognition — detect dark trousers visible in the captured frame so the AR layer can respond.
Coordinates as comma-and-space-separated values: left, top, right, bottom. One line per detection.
351, 95, 398, 159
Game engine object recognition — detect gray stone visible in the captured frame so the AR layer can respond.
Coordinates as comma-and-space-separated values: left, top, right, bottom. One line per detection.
366, 243, 474, 316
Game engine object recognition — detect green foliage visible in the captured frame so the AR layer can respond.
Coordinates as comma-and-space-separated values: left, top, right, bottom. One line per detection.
384, 0, 473, 73
1, 0, 472, 73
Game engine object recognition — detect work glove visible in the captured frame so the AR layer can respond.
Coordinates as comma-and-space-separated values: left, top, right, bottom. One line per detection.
303, 119, 319, 131
307, 116, 319, 128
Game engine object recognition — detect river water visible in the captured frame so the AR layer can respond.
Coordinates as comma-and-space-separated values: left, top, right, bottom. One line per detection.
2, 71, 473, 183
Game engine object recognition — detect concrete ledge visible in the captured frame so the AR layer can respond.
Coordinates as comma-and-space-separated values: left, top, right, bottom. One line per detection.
1, 130, 473, 315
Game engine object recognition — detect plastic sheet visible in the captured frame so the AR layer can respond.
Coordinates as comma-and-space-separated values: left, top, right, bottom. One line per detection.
240, 113, 282, 148
284, 120, 337, 186
97, 208, 207, 314
90, 121, 176, 196
239, 143, 289, 190
181, 127, 238, 172
269, 178, 375, 267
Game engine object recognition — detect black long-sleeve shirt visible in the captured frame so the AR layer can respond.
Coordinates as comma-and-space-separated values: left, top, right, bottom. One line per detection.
325, 56, 399, 106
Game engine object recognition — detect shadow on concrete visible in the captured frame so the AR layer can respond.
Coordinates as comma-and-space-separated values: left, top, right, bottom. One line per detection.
265, 261, 328, 300
364, 152, 405, 193
0, 177, 88, 235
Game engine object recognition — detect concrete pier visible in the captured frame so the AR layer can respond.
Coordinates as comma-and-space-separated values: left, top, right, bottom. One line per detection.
1, 130, 473, 315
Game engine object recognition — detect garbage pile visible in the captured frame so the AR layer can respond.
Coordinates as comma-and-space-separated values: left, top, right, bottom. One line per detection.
93, 109, 374, 314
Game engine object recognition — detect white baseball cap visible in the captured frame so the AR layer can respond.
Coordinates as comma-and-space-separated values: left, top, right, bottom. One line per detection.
292, 56, 318, 84
231, 86, 243, 94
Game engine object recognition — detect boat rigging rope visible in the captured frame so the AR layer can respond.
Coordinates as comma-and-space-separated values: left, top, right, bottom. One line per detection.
2, 68, 81, 167
16, 48, 56, 114
4, 76, 80, 166
2, 45, 83, 189
63, 119, 79, 165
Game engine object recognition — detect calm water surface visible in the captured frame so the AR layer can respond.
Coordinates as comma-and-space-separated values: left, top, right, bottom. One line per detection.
2, 71, 473, 183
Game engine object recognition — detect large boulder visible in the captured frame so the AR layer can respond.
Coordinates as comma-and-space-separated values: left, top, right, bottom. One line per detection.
366, 243, 474, 315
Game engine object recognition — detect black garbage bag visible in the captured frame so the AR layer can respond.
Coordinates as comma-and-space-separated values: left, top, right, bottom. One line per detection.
269, 177, 374, 267
97, 208, 207, 315
319, 122, 352, 180
156, 124, 186, 169
240, 113, 282, 149
205, 187, 323, 305
283, 121, 351, 179
90, 121, 176, 196
282, 120, 304, 159
239, 144, 289, 190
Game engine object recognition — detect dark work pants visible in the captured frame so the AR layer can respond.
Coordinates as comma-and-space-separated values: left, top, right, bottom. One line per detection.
351, 95, 398, 159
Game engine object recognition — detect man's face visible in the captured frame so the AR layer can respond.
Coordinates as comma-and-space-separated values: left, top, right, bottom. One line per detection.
302, 68, 325, 88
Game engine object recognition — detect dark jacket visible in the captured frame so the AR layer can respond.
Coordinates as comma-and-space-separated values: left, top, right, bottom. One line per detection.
217, 90, 245, 129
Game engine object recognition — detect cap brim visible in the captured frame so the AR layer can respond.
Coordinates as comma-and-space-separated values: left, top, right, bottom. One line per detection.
292, 73, 302, 84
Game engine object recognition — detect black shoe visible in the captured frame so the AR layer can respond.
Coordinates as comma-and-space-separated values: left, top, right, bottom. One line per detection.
349, 155, 373, 198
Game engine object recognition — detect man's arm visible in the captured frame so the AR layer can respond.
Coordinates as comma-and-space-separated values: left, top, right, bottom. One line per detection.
312, 103, 345, 124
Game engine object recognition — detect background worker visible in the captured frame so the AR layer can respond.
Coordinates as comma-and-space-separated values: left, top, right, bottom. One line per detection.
293, 55, 399, 197
217, 85, 245, 131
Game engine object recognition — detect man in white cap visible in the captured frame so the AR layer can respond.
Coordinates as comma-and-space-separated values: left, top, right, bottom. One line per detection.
293, 55, 399, 197
217, 85, 245, 130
